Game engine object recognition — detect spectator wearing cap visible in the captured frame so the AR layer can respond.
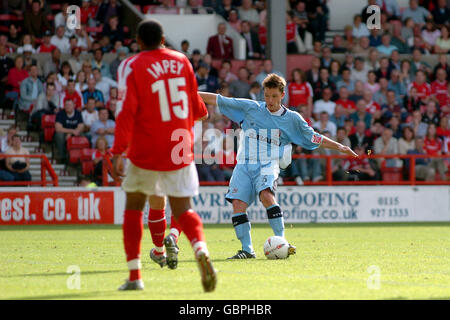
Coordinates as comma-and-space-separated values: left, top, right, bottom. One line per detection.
51, 26, 71, 54
24, 0, 51, 38
21, 44, 40, 73
37, 30, 57, 53
207, 23, 234, 60
196, 62, 219, 93
109, 46, 129, 82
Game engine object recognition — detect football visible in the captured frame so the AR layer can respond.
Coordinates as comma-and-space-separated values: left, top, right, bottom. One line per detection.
263, 236, 290, 259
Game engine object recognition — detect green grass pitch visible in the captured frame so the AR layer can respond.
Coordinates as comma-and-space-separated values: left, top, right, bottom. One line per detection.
0, 223, 449, 300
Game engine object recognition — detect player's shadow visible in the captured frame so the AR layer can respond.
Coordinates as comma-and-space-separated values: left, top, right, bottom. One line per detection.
5, 291, 116, 300
0, 269, 123, 278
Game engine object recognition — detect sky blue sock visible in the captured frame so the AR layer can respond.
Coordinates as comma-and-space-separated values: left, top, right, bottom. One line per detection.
232, 212, 254, 254
266, 205, 285, 237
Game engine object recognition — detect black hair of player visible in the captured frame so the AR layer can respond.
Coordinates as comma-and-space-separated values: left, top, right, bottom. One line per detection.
137, 19, 164, 50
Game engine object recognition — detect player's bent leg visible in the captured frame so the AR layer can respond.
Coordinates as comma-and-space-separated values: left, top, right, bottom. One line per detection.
259, 189, 284, 237
259, 189, 296, 257
148, 195, 167, 268
228, 199, 256, 259
169, 197, 217, 292
119, 192, 147, 291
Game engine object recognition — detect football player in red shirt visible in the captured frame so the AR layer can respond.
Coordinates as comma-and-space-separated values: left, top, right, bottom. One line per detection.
112, 20, 216, 292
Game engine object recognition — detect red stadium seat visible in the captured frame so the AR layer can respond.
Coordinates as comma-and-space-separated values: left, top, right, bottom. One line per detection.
44, 127, 55, 142
67, 136, 90, 151
0, 14, 23, 21
69, 148, 82, 164
382, 167, 403, 182
41, 114, 56, 129
86, 26, 103, 33
81, 160, 94, 175
80, 148, 95, 162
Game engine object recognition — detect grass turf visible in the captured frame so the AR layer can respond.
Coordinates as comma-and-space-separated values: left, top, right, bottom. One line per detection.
0, 223, 449, 300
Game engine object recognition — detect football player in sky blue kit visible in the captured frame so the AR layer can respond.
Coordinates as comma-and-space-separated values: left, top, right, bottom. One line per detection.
199, 74, 357, 259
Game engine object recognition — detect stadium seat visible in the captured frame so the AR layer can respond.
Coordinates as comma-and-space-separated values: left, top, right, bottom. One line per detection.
0, 14, 23, 21
382, 167, 403, 182
67, 136, 90, 152
80, 148, 95, 162
69, 148, 82, 164
41, 114, 56, 142
81, 160, 94, 175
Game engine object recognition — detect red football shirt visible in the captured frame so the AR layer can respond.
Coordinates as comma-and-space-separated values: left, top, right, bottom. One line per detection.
431, 80, 448, 108
112, 48, 207, 171
288, 82, 312, 107
365, 100, 381, 114
410, 82, 431, 101
423, 137, 442, 156
61, 90, 83, 110
335, 99, 356, 112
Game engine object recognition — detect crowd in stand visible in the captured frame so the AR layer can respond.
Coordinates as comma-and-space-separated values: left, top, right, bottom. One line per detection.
0, 0, 449, 185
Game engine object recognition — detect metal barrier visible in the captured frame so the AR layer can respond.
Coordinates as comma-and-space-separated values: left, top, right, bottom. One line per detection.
0, 154, 58, 187
102, 154, 449, 187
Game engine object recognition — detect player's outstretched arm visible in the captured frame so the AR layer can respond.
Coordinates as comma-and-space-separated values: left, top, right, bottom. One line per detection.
321, 135, 358, 158
198, 92, 218, 106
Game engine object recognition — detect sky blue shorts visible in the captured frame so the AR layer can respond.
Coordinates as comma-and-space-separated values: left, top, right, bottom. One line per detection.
226, 162, 280, 205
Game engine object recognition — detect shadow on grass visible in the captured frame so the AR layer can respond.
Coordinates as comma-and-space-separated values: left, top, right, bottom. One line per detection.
0, 269, 124, 279
5, 290, 117, 300
1, 222, 449, 232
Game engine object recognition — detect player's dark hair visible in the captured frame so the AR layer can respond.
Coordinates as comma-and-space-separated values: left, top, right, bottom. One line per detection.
262, 73, 286, 93
137, 19, 164, 50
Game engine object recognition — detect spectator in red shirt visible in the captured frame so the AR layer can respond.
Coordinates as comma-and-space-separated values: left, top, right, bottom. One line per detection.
288, 68, 313, 111
424, 123, 447, 179
436, 115, 450, 139
408, 70, 431, 103
5, 55, 28, 109
431, 68, 448, 108
342, 145, 376, 181
60, 79, 83, 111
335, 86, 356, 116
37, 30, 57, 53
92, 135, 113, 185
